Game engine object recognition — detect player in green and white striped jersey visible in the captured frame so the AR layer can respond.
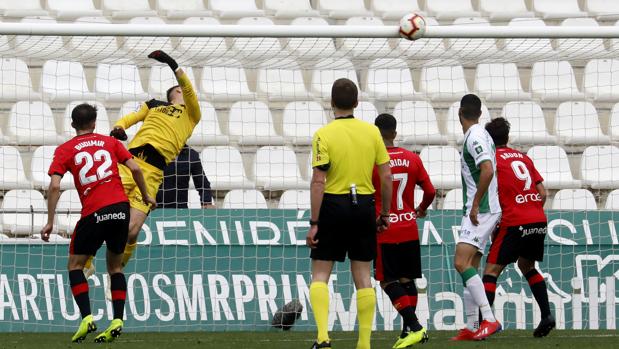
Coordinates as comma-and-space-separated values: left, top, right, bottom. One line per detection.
451, 94, 502, 341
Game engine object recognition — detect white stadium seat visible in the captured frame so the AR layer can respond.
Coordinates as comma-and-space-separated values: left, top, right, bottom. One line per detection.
605, 190, 619, 209
0, 58, 40, 101
15, 17, 68, 59
479, 0, 534, 20
233, 17, 283, 60
586, 0, 619, 21
253, 146, 308, 190
500, 101, 556, 145
419, 146, 461, 190
475, 63, 531, 102
310, 58, 358, 100
281, 101, 327, 145
222, 190, 268, 209
101, 0, 157, 19
0, 0, 48, 17
256, 60, 311, 101
446, 18, 499, 61
341, 17, 393, 59
187, 190, 203, 209
609, 103, 619, 141
0, 146, 30, 190
1, 190, 46, 236
583, 59, 619, 102
200, 60, 255, 102
47, 0, 102, 20
95, 64, 149, 102
533, 0, 587, 19
156, 0, 212, 19
116, 101, 143, 140
227, 100, 284, 145
209, 0, 264, 18
551, 189, 597, 210
442, 188, 463, 210
420, 65, 469, 102
264, 0, 319, 18
397, 17, 446, 62
557, 18, 606, 59
555, 101, 609, 145
444, 102, 490, 143
6, 101, 63, 145
365, 58, 421, 101
530, 61, 584, 102
122, 17, 173, 58
55, 189, 81, 235
31, 146, 75, 190
580, 146, 619, 189
68, 17, 122, 62
355, 101, 379, 124
287, 17, 336, 60
148, 65, 197, 101
426, 0, 480, 20
187, 102, 229, 146
201, 146, 255, 190
503, 18, 555, 60
317, 0, 371, 19
279, 190, 311, 210
526, 146, 581, 189
177, 17, 229, 64
40, 60, 96, 102
393, 101, 447, 145
61, 101, 111, 140
371, 0, 423, 20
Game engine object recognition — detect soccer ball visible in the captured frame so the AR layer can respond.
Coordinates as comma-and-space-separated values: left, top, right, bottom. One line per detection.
399, 13, 426, 41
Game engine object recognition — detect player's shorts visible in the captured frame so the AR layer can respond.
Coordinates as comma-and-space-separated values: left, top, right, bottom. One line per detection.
70, 202, 130, 256
310, 194, 377, 262
457, 212, 501, 253
375, 240, 422, 282
119, 157, 163, 214
487, 221, 547, 265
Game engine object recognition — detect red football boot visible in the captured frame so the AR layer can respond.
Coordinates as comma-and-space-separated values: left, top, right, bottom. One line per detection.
472, 320, 502, 340
450, 328, 476, 341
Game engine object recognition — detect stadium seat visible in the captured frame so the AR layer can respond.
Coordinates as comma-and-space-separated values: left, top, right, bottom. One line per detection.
526, 146, 581, 189
609, 103, 619, 141
148, 65, 197, 101
209, 0, 264, 18
474, 63, 531, 102
233, 17, 283, 60
500, 101, 556, 145
222, 190, 268, 209
228, 101, 284, 145
47, 0, 102, 20
0, 58, 40, 101
68, 17, 122, 62
532, 0, 586, 19
256, 60, 311, 101
310, 58, 358, 100
366, 58, 421, 101
425, 0, 480, 20
586, 0, 619, 21
393, 101, 447, 145
264, 0, 319, 18
281, 101, 327, 145
444, 101, 490, 143
530, 61, 584, 102
200, 146, 254, 190
200, 59, 256, 102
61, 101, 111, 140
583, 59, 619, 102
31, 146, 75, 190
287, 17, 336, 60
371, 0, 423, 20
479, 0, 534, 20
442, 188, 463, 210
355, 101, 379, 124
101, 0, 157, 19
446, 18, 499, 61
279, 190, 310, 209
420, 65, 469, 102
317, 0, 371, 19
0, 0, 48, 17
6, 101, 63, 145
0, 190, 46, 236
40, 60, 96, 102
177, 17, 229, 64
397, 17, 446, 62
419, 146, 461, 190
116, 101, 143, 140
0, 146, 30, 190
15, 17, 68, 59
580, 145, 619, 189
604, 189, 619, 209
557, 18, 606, 59
253, 146, 308, 190
95, 64, 149, 102
155, 0, 212, 19
341, 17, 393, 60
186, 102, 229, 146
503, 18, 555, 60
555, 101, 609, 145
551, 189, 597, 210
122, 17, 173, 58
186, 190, 203, 209
55, 189, 80, 235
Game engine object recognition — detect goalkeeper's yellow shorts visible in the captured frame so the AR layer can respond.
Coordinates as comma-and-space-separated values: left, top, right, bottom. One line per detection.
119, 157, 163, 214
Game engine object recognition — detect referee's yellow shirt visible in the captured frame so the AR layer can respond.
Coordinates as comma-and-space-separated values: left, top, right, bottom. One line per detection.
312, 117, 390, 195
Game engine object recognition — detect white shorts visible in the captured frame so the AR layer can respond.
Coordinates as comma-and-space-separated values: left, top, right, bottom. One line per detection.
458, 212, 501, 253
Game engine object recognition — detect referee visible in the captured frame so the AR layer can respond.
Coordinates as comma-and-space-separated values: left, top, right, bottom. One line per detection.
307, 78, 393, 349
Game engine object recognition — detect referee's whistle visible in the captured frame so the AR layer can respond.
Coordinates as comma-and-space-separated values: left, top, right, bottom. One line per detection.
350, 183, 358, 205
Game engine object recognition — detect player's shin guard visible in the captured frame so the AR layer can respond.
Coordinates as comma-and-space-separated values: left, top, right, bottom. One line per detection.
482, 274, 497, 307
356, 288, 376, 349
121, 243, 137, 267
525, 269, 551, 318
69, 269, 91, 318
110, 273, 127, 319
461, 268, 495, 322
309, 282, 330, 344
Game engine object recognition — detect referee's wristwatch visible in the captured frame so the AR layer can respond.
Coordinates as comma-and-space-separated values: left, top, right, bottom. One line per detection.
309, 219, 319, 226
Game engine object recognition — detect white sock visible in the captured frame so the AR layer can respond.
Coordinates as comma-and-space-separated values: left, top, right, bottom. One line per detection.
463, 289, 479, 331
466, 274, 496, 322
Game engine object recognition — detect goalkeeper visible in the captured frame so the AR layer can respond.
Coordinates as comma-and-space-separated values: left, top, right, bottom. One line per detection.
91, 50, 201, 272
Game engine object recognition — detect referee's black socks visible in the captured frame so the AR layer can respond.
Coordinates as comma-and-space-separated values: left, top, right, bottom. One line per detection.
69, 269, 91, 318
384, 282, 422, 334
110, 273, 127, 320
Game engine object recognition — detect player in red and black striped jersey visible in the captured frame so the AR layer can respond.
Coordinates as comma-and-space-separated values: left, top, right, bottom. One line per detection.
482, 117, 555, 337
372, 114, 435, 348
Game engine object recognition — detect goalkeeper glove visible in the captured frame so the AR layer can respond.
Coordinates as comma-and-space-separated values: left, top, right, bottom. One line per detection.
148, 50, 178, 72
110, 127, 128, 141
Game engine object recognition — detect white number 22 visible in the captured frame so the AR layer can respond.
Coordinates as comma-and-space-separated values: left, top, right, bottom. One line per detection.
74, 150, 113, 185
510, 160, 531, 191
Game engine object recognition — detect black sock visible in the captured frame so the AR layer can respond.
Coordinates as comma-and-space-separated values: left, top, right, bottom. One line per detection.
525, 269, 551, 318
69, 269, 91, 318
482, 274, 498, 307
401, 281, 422, 332
384, 282, 420, 335
110, 273, 127, 320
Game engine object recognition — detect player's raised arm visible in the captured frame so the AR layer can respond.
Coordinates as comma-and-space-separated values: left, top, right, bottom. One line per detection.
111, 103, 149, 140
41, 174, 62, 242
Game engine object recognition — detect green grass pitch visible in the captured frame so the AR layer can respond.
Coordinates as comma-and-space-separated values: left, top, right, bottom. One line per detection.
2, 330, 618, 349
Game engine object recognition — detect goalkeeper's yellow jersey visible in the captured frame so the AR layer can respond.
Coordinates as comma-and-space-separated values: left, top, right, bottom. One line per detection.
114, 72, 201, 165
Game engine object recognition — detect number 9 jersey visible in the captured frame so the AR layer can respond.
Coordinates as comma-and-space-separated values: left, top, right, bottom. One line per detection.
48, 133, 133, 218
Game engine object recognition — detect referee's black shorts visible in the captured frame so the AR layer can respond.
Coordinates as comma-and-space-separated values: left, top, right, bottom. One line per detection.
310, 194, 377, 262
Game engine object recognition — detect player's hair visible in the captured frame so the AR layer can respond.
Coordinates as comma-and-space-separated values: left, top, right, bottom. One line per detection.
166, 84, 180, 103
331, 78, 358, 110
459, 94, 482, 120
485, 117, 511, 147
375, 113, 397, 139
71, 103, 98, 130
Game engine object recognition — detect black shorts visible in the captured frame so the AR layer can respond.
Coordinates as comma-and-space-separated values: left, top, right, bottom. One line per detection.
375, 240, 422, 282
310, 194, 377, 262
70, 202, 130, 256
487, 221, 547, 265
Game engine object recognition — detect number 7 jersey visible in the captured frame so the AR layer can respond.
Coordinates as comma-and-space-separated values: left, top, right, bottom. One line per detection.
48, 133, 133, 218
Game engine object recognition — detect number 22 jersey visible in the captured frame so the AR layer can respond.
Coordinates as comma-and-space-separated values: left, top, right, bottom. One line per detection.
48, 133, 133, 217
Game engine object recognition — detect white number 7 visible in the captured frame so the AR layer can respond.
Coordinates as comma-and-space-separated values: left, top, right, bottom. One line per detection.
393, 173, 408, 210
511, 160, 531, 191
